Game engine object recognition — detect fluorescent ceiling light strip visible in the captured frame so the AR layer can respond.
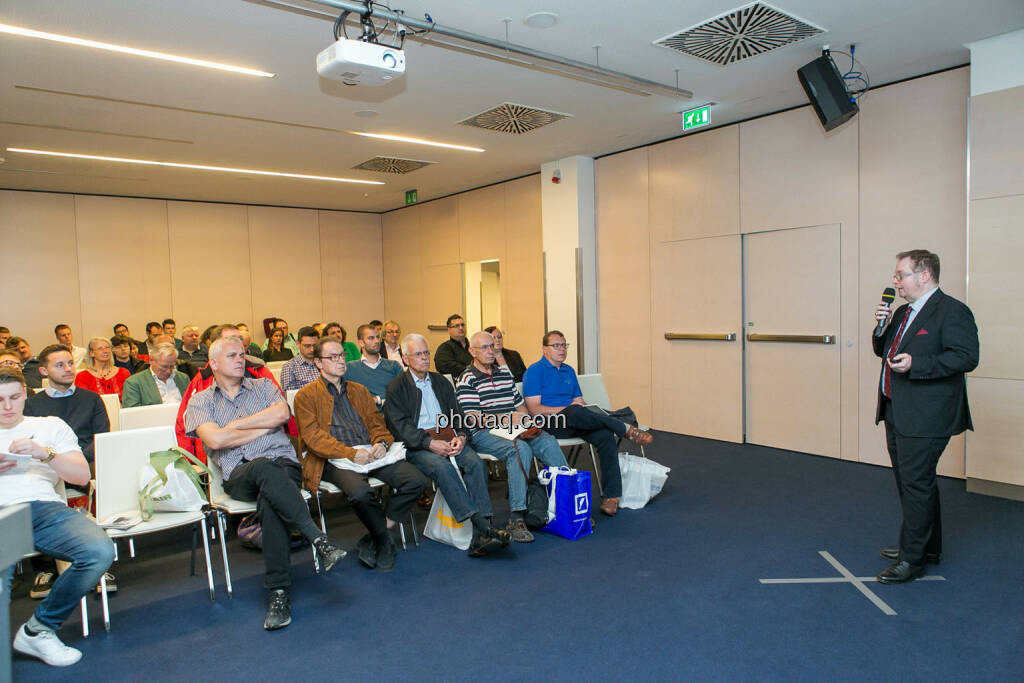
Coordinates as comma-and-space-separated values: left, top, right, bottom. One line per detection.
6, 148, 383, 184
0, 23, 275, 78
348, 132, 484, 153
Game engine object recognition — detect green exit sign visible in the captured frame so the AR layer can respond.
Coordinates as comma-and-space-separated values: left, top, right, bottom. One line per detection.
405, 189, 418, 205
682, 105, 711, 131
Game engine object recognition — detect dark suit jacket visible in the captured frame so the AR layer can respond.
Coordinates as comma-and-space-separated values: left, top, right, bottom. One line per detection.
384, 370, 469, 451
872, 288, 979, 437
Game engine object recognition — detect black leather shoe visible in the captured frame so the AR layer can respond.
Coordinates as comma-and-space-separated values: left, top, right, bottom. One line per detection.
356, 534, 377, 569
467, 532, 504, 557
877, 561, 925, 584
376, 537, 397, 572
879, 548, 941, 564
264, 589, 291, 630
313, 536, 347, 573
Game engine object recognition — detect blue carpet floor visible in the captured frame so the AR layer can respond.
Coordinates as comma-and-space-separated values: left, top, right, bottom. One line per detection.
10, 432, 1024, 681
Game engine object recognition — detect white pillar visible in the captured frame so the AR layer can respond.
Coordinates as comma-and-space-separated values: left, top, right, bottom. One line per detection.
540, 156, 598, 373
966, 29, 1024, 96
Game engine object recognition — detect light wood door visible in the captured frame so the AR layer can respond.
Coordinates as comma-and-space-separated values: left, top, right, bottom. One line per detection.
744, 224, 841, 457
652, 236, 743, 441
422, 263, 464, 371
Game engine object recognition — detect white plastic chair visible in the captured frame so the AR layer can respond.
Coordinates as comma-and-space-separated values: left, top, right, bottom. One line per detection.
265, 360, 287, 372
100, 393, 121, 432
314, 475, 419, 550
118, 402, 180, 431
286, 388, 298, 414
94, 426, 215, 631
269, 366, 282, 386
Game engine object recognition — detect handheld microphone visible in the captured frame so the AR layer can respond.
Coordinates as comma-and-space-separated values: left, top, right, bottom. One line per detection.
874, 287, 896, 337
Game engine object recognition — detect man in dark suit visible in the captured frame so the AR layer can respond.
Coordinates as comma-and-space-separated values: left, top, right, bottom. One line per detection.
872, 249, 979, 584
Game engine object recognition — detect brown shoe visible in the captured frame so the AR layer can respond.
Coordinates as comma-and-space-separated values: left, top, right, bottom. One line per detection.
600, 497, 619, 516
417, 492, 434, 509
625, 426, 653, 446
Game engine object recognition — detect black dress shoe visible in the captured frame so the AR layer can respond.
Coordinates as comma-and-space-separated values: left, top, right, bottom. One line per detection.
313, 536, 347, 573
264, 589, 291, 630
356, 534, 377, 569
879, 548, 941, 564
467, 532, 505, 557
877, 561, 925, 584
376, 537, 397, 572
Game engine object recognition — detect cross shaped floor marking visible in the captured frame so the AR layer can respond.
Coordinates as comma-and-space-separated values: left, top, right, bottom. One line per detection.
759, 551, 945, 615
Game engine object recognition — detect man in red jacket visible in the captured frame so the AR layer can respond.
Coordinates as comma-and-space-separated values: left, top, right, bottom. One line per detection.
175, 324, 294, 462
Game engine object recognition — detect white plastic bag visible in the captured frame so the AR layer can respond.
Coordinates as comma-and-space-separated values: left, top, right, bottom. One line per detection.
422, 457, 473, 550
618, 452, 670, 509
139, 460, 205, 518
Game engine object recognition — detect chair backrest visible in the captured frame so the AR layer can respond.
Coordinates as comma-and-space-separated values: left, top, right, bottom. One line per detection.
40, 377, 50, 390
100, 392, 121, 431
94, 425, 176, 521
207, 456, 228, 501
120, 402, 180, 431
286, 388, 298, 414
269, 366, 282, 386
265, 360, 286, 372
444, 374, 455, 388
577, 373, 611, 410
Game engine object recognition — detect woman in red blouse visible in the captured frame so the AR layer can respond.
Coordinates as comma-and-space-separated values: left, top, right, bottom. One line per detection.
75, 337, 131, 400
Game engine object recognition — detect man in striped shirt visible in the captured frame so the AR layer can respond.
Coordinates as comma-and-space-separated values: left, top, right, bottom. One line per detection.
455, 331, 566, 542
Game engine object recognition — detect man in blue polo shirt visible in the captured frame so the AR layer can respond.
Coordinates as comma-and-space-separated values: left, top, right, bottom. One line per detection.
523, 330, 652, 517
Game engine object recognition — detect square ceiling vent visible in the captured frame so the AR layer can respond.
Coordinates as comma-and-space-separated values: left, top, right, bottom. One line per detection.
352, 157, 434, 174
458, 102, 571, 134
654, 2, 825, 66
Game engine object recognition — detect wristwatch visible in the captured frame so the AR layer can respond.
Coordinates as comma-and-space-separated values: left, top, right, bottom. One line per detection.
41, 446, 57, 463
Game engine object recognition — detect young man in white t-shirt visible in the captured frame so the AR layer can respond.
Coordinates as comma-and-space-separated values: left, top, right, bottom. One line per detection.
0, 367, 114, 667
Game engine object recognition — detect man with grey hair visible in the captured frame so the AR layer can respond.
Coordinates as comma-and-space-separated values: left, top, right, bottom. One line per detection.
186, 336, 347, 630
122, 343, 189, 407
385, 334, 510, 557
177, 325, 207, 368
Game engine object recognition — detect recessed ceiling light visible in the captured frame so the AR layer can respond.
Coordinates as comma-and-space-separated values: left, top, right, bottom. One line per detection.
354, 110, 379, 118
523, 12, 559, 29
0, 23, 275, 77
6, 148, 383, 184
347, 132, 484, 153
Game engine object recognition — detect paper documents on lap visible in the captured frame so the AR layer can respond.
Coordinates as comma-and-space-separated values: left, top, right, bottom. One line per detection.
488, 423, 532, 441
330, 441, 407, 473
0, 451, 33, 475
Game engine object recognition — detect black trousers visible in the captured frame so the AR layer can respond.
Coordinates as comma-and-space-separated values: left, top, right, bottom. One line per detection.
546, 403, 627, 499
224, 458, 321, 590
882, 399, 948, 566
322, 461, 427, 540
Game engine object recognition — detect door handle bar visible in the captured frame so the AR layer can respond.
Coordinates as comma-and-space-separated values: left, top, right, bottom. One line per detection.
664, 333, 736, 341
746, 334, 835, 344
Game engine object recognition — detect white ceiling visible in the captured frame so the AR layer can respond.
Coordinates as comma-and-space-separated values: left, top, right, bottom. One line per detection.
1, 0, 1022, 212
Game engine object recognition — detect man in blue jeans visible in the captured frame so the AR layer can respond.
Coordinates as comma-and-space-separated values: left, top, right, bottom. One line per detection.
456, 331, 567, 542
523, 330, 652, 517
0, 367, 114, 667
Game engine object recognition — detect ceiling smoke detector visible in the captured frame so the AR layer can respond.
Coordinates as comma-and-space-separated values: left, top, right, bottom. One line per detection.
458, 102, 571, 135
654, 2, 825, 66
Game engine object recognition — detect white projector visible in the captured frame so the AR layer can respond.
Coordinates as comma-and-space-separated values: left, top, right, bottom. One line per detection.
316, 38, 405, 86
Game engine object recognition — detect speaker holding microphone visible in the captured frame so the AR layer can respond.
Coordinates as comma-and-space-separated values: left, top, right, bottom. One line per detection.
875, 287, 896, 338
797, 55, 859, 132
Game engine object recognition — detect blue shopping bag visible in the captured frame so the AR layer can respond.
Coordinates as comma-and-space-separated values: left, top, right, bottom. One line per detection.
539, 467, 593, 540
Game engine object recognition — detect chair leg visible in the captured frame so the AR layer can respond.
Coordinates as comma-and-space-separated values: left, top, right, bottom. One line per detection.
99, 573, 110, 632
409, 511, 419, 546
316, 490, 327, 534
214, 511, 233, 599
128, 538, 135, 559
80, 596, 89, 638
397, 522, 407, 550
311, 543, 320, 575
199, 518, 215, 602
589, 445, 604, 497
112, 539, 119, 563
190, 526, 198, 577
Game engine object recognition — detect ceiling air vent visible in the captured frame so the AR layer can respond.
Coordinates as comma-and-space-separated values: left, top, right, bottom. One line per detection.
654, 2, 825, 66
458, 102, 571, 134
352, 157, 433, 174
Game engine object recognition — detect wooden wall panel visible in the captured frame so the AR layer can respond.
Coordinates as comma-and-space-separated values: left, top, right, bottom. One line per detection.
739, 106, 858, 234
595, 147, 652, 425
969, 85, 1024, 200
418, 197, 459, 268
166, 201, 253, 335
459, 184, 506, 264
247, 206, 323, 335
0, 190, 81, 351
648, 126, 740, 243
966, 378, 1024, 485
319, 210, 383, 332
74, 195, 171, 342
502, 176, 545, 359
381, 208, 424, 337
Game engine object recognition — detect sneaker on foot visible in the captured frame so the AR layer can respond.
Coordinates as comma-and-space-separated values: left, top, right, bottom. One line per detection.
13, 624, 82, 666
29, 571, 54, 600
506, 518, 534, 543
313, 536, 347, 573
263, 589, 291, 630
467, 532, 504, 557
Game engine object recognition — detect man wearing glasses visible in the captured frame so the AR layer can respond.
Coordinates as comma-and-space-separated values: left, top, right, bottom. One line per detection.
523, 330, 653, 518
294, 337, 426, 571
434, 314, 473, 378
871, 250, 978, 584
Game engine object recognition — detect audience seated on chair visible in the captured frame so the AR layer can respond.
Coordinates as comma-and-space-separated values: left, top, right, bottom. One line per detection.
74, 337, 131, 400
294, 337, 426, 571
185, 336, 346, 631
53, 324, 87, 370
110, 336, 147, 375
381, 320, 406, 369
343, 324, 402, 408
262, 327, 294, 362
279, 326, 321, 391
523, 330, 652, 518
6, 336, 43, 388
323, 322, 361, 362
176, 325, 208, 369
235, 323, 264, 359
142, 322, 164, 359
112, 323, 146, 357
484, 326, 528, 383
162, 318, 182, 351
263, 317, 299, 356
434, 314, 473, 378
121, 343, 188, 408
456, 331, 566, 543
1, 366, 115, 667
384, 333, 510, 557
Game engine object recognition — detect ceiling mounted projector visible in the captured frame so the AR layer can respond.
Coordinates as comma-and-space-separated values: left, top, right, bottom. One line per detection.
316, 38, 405, 86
